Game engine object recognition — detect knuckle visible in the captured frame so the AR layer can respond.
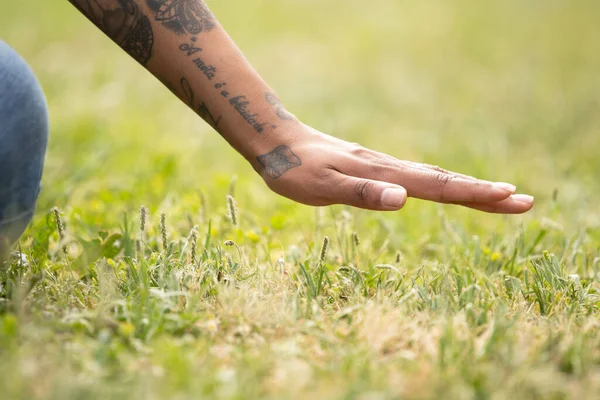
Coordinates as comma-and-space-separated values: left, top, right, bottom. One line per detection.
369, 160, 396, 180
430, 164, 450, 174
435, 173, 453, 187
315, 168, 335, 182
355, 179, 374, 201
313, 168, 340, 194
349, 144, 368, 157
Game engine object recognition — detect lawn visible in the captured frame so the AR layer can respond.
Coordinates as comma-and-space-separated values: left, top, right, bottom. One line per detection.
1, 0, 600, 398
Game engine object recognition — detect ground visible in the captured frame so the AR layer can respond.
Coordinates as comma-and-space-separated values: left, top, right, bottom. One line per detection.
1, 1, 600, 399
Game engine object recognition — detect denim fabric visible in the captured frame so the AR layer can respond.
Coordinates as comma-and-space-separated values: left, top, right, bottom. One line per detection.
0, 40, 48, 255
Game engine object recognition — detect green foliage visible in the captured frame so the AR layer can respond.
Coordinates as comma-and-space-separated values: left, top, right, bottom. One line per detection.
2, 0, 600, 399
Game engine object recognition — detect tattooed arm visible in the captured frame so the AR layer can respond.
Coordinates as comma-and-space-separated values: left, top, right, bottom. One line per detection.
68, 0, 277, 157
68, 0, 534, 213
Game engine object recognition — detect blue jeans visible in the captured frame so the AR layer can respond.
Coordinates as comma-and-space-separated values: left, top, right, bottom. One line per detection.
0, 41, 48, 256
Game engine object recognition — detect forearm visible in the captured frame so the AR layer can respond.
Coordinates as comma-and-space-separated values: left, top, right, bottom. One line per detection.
68, 0, 297, 168
67, 1, 533, 215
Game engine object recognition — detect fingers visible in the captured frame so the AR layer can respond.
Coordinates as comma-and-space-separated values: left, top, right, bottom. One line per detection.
325, 171, 532, 213
333, 174, 408, 211
416, 163, 478, 182
341, 156, 517, 204
400, 163, 519, 203
452, 194, 535, 214
407, 162, 535, 213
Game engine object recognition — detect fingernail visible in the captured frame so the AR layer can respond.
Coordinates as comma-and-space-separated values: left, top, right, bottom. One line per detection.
512, 194, 535, 204
493, 182, 517, 193
381, 188, 407, 210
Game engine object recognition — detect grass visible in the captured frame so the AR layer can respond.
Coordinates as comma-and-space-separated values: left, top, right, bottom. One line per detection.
2, 0, 600, 398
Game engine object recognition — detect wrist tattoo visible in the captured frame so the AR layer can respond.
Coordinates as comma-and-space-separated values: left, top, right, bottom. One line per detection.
146, 0, 216, 35
265, 92, 293, 121
257, 145, 302, 179
69, 0, 154, 66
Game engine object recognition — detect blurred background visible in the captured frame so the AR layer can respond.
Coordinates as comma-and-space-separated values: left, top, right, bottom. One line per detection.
1, 0, 599, 247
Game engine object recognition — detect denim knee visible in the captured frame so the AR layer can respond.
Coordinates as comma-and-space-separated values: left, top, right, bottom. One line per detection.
0, 41, 49, 248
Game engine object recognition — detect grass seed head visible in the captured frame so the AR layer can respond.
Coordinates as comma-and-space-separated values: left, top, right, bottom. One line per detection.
396, 251, 402, 264
319, 236, 330, 266
352, 232, 360, 247
227, 195, 238, 226
53, 207, 65, 240
160, 212, 168, 251
140, 205, 147, 234
189, 226, 198, 265
53, 207, 67, 255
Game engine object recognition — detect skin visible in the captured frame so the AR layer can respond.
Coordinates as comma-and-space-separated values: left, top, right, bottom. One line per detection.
67, 0, 534, 214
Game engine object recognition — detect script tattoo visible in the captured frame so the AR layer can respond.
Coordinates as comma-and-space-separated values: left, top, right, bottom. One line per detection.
257, 145, 302, 179
180, 77, 221, 128
69, 0, 154, 65
265, 92, 293, 121
229, 96, 267, 133
146, 0, 216, 35
177, 37, 268, 134
176, 37, 268, 134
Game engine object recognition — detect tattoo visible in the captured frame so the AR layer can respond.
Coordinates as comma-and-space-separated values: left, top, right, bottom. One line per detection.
192, 56, 216, 80
215, 82, 230, 98
265, 92, 293, 121
177, 37, 269, 135
178, 38, 217, 79
146, 0, 216, 35
179, 36, 203, 55
257, 145, 302, 179
197, 102, 221, 127
69, 0, 154, 65
181, 77, 221, 128
229, 96, 266, 133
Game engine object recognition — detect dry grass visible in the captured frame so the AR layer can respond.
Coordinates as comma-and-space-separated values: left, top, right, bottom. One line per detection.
1, 0, 600, 399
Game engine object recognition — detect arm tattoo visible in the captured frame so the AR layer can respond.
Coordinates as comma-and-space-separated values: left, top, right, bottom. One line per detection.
176, 37, 268, 134
180, 77, 221, 128
265, 92, 293, 121
69, 0, 154, 65
229, 96, 267, 133
146, 0, 216, 35
257, 145, 302, 179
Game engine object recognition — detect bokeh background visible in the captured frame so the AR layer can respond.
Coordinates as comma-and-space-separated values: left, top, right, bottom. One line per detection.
2, 0, 600, 238
2, 1, 600, 399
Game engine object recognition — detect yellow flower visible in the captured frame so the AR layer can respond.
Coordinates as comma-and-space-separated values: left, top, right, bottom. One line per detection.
246, 230, 260, 243
119, 322, 135, 337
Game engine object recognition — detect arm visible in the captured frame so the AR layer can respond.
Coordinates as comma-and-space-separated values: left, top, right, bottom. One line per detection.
68, 0, 534, 213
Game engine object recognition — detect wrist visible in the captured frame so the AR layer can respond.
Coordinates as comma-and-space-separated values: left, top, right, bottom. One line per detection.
242, 118, 306, 174
208, 87, 304, 169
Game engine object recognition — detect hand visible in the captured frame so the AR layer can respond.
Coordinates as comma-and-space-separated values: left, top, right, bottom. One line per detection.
255, 125, 534, 213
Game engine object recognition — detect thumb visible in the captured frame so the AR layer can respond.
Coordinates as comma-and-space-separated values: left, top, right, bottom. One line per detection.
334, 175, 408, 211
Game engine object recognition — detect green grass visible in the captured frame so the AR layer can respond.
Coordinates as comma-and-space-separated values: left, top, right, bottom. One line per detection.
2, 0, 600, 398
